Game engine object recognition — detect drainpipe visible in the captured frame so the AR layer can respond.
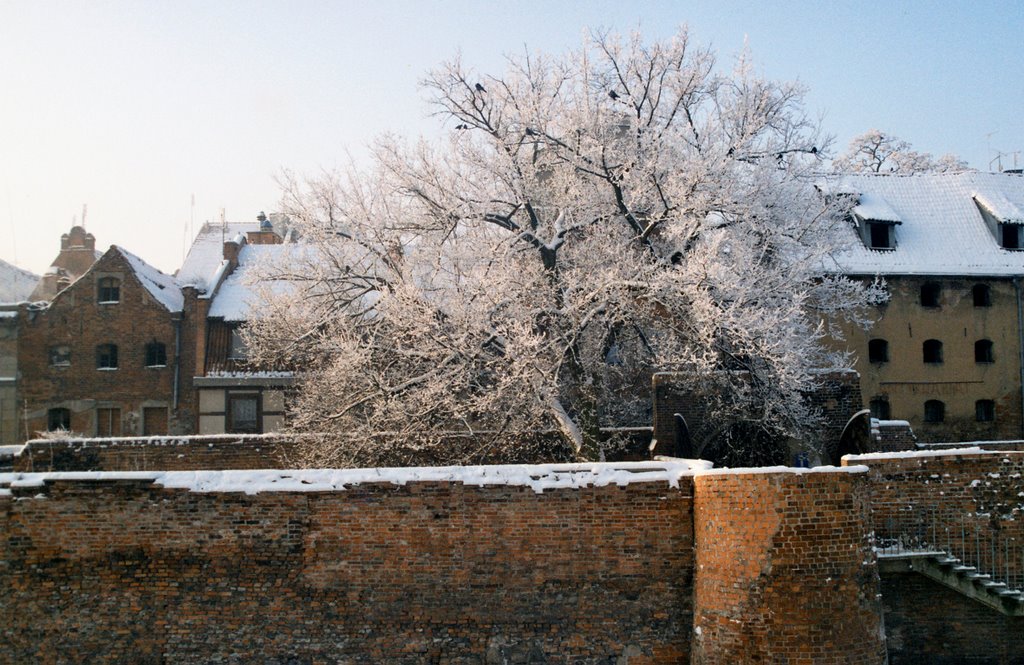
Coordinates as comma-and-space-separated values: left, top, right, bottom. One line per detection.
172, 313, 182, 412
1015, 278, 1024, 438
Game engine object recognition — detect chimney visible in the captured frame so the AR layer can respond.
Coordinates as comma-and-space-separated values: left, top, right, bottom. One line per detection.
246, 211, 282, 245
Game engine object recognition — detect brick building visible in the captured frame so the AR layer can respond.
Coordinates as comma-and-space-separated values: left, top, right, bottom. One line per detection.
17, 246, 193, 437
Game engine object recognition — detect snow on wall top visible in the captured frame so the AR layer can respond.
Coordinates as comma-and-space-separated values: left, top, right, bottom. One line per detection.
0, 460, 714, 496
115, 247, 184, 312
176, 222, 260, 292
825, 171, 1024, 276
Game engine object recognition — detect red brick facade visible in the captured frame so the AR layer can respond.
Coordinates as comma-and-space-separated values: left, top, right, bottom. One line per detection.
17, 248, 196, 439
691, 470, 887, 665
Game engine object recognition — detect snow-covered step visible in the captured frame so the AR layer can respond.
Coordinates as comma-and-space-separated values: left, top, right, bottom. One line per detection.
933, 555, 959, 566
952, 565, 976, 573
980, 580, 1007, 590
966, 572, 991, 581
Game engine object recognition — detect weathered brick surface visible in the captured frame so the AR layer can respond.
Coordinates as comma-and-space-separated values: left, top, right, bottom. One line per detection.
691, 470, 887, 665
13, 434, 294, 472
0, 476, 695, 664
844, 450, 1024, 570
880, 572, 1024, 665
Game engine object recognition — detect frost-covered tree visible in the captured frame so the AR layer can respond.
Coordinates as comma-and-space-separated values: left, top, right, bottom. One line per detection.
249, 29, 882, 467
833, 129, 969, 174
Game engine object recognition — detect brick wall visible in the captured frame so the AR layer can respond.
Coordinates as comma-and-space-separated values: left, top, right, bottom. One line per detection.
880, 571, 1024, 665
13, 434, 294, 472
691, 469, 887, 665
843, 450, 1024, 564
0, 470, 695, 664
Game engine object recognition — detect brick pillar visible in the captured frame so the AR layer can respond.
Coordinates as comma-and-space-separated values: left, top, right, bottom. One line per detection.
691, 469, 886, 664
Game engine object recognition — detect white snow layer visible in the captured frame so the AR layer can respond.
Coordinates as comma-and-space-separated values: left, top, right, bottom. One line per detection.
853, 193, 902, 223
0, 461, 715, 496
116, 246, 184, 312
176, 222, 260, 291
825, 171, 1024, 276
208, 244, 305, 321
843, 447, 994, 461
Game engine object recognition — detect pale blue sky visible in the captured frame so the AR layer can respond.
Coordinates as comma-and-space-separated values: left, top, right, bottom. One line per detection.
1, 0, 1021, 275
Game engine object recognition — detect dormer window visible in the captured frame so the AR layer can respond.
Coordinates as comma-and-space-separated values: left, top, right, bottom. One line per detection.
973, 193, 1024, 250
1002, 224, 1021, 249
852, 193, 901, 250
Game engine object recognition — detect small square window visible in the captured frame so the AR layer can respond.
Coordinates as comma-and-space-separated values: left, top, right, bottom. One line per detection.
924, 400, 945, 423
920, 283, 941, 308
97, 277, 121, 303
923, 339, 943, 364
868, 339, 889, 363
96, 344, 119, 369
229, 328, 249, 360
973, 284, 992, 307
1002, 224, 1021, 250
49, 345, 71, 367
227, 393, 260, 433
976, 400, 995, 422
145, 342, 167, 367
47, 407, 71, 431
96, 407, 122, 437
975, 339, 994, 364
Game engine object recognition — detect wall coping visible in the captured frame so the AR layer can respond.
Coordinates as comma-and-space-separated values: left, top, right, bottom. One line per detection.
693, 464, 868, 478
844, 447, 1022, 462
0, 459, 714, 496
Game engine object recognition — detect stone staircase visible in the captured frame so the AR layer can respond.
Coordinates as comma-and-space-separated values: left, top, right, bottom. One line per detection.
878, 550, 1024, 616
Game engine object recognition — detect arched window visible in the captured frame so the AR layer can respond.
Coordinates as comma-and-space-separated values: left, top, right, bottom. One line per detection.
47, 407, 71, 431
976, 400, 995, 422
97, 277, 121, 303
920, 282, 941, 308
869, 397, 891, 420
923, 339, 943, 364
145, 342, 167, 367
96, 344, 118, 369
973, 284, 991, 307
868, 339, 889, 363
975, 339, 994, 363
924, 400, 945, 423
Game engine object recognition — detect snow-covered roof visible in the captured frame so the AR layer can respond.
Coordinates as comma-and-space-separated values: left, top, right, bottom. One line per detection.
176, 222, 260, 292
825, 171, 1024, 276
852, 193, 901, 224
115, 246, 184, 312
208, 243, 307, 321
0, 259, 39, 303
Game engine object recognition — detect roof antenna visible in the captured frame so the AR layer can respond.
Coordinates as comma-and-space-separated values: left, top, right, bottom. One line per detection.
220, 207, 226, 244
81, 203, 87, 229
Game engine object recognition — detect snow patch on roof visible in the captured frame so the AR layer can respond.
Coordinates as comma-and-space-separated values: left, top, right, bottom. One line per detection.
693, 465, 868, 477
208, 244, 310, 321
0, 460, 713, 496
177, 222, 260, 291
853, 193, 902, 224
115, 247, 183, 312
974, 190, 1024, 225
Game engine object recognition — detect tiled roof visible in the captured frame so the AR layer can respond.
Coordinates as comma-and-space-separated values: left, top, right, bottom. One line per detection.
824, 171, 1024, 276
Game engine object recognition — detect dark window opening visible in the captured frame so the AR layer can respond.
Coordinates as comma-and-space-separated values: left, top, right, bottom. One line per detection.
868, 339, 889, 363
1002, 224, 1021, 249
49, 345, 71, 367
96, 344, 119, 369
920, 282, 941, 308
96, 407, 122, 437
923, 339, 943, 364
145, 342, 167, 367
973, 284, 992, 307
47, 407, 71, 431
868, 223, 893, 249
924, 400, 945, 423
869, 398, 891, 420
976, 399, 995, 422
227, 393, 260, 433
97, 277, 121, 303
975, 339, 994, 363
